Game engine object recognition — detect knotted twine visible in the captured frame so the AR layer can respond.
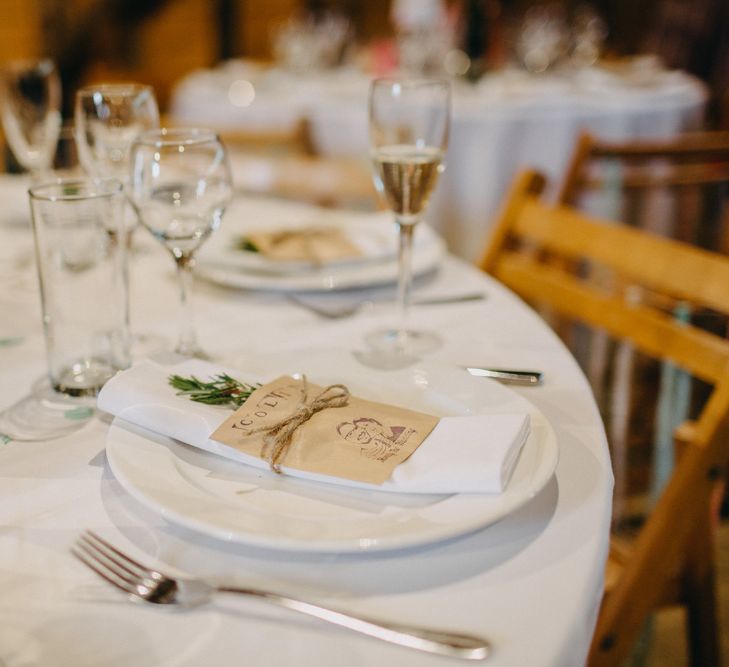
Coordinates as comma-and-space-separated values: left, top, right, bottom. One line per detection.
241, 375, 350, 473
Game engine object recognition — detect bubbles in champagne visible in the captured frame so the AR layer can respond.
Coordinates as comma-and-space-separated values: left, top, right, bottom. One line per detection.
372, 144, 444, 223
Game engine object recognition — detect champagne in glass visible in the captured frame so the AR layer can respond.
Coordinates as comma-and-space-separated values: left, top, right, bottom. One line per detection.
368, 78, 450, 358
372, 144, 444, 223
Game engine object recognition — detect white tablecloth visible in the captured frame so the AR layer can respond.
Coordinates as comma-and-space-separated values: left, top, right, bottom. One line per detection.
170, 59, 707, 259
0, 182, 613, 666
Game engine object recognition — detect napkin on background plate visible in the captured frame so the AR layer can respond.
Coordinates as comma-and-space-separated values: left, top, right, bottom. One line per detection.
200, 206, 400, 275
97, 359, 530, 494
243, 226, 363, 264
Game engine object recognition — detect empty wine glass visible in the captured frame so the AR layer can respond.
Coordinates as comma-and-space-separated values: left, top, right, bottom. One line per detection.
0, 58, 61, 177
74, 83, 159, 183
368, 78, 450, 358
128, 128, 232, 359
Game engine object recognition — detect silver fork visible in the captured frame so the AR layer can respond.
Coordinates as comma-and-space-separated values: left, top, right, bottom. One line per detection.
72, 531, 490, 661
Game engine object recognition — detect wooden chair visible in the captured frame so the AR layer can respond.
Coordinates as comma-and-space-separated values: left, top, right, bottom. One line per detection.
478, 170, 729, 666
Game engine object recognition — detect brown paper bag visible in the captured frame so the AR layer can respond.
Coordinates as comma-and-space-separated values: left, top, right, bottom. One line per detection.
211, 376, 439, 485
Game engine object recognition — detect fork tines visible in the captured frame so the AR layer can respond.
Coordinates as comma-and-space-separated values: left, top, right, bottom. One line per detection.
72, 530, 158, 596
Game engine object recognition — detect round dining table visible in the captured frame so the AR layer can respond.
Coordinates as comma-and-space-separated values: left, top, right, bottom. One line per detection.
0, 177, 613, 666
170, 58, 707, 260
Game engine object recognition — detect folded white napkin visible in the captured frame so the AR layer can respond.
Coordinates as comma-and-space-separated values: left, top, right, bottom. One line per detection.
98, 360, 530, 494
202, 204, 399, 275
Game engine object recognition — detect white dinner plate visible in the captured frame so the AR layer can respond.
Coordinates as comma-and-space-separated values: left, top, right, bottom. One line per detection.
196, 204, 445, 291
105, 351, 558, 553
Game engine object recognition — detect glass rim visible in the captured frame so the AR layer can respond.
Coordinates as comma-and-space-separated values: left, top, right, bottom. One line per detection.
75, 82, 155, 97
133, 127, 220, 147
28, 177, 124, 202
370, 77, 451, 90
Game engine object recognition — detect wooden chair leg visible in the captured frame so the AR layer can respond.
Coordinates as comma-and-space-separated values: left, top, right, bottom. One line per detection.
683, 516, 721, 667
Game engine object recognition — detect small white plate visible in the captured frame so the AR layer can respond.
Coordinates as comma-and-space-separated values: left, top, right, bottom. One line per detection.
204, 214, 400, 276
105, 353, 558, 553
196, 204, 445, 291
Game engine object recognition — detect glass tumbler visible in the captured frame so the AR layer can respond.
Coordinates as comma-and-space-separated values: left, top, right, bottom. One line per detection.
28, 177, 130, 397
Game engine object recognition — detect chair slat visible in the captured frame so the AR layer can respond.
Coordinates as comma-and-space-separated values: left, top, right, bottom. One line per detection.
493, 251, 729, 384
591, 132, 729, 160
512, 199, 729, 315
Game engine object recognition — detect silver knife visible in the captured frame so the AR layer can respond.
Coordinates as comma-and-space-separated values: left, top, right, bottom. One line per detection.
464, 366, 544, 386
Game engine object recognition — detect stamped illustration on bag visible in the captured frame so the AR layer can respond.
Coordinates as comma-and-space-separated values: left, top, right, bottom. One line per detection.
337, 417, 416, 462
211, 375, 439, 484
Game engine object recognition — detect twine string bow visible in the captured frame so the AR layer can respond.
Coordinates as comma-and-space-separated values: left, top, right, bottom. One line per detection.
243, 376, 350, 473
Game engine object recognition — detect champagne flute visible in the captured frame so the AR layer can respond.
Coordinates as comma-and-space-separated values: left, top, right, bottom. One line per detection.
0, 58, 61, 177
368, 78, 450, 356
128, 128, 232, 359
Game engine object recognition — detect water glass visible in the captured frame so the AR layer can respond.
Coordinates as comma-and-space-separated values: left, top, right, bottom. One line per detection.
29, 177, 130, 397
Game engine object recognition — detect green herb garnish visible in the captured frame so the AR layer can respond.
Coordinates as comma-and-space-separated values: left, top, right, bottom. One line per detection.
169, 373, 260, 408
235, 237, 259, 253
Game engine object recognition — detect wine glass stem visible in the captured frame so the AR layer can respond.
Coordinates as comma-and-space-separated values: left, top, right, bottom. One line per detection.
395, 220, 417, 343
174, 254, 199, 356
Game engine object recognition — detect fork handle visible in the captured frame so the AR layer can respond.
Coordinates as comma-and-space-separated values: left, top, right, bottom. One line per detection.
217, 586, 490, 660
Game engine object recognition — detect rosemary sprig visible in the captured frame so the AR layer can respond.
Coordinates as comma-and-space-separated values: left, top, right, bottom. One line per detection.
168, 373, 260, 408
235, 236, 259, 253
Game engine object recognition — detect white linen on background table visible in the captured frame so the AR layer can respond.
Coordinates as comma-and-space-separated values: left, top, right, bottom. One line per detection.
170, 61, 707, 259
0, 182, 613, 667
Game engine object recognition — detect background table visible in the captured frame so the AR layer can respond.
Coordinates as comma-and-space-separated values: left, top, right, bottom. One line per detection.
170, 60, 707, 259
0, 185, 613, 666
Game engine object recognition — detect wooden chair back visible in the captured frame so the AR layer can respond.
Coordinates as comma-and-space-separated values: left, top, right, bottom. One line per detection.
217, 117, 317, 157
557, 130, 729, 528
228, 151, 379, 209
479, 170, 729, 666
160, 115, 316, 156
558, 130, 729, 252
160, 114, 378, 209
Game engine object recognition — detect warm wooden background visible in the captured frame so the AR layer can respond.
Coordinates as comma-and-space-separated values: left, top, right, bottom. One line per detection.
0, 0, 390, 112
0, 0, 724, 122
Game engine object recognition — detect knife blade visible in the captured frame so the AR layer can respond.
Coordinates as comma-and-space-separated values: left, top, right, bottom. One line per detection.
464, 367, 544, 386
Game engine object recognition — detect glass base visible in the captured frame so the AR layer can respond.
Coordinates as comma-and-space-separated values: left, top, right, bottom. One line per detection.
365, 327, 442, 356
356, 327, 442, 370
175, 343, 212, 361
53, 358, 116, 397
0, 378, 95, 442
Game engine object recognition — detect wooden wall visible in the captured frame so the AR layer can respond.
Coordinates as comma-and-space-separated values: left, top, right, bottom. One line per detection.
0, 0, 43, 61
0, 0, 303, 112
